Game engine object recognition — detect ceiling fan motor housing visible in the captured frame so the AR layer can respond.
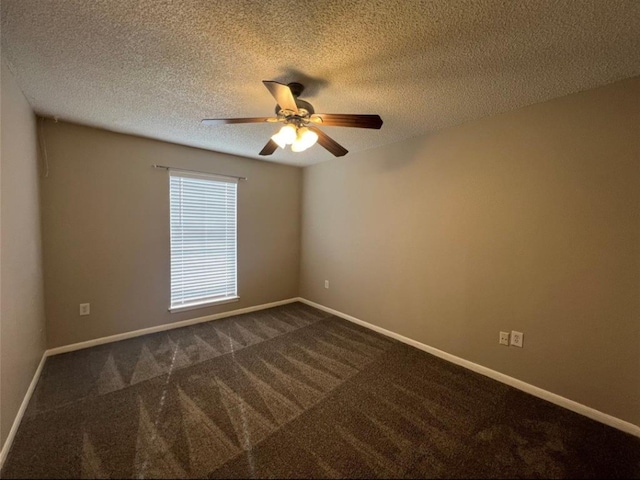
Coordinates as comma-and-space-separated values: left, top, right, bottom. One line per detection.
274, 82, 315, 116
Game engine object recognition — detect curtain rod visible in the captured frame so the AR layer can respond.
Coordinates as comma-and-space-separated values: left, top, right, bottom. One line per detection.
152, 164, 247, 181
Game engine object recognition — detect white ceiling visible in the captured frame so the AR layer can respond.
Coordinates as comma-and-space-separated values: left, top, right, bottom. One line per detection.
2, 0, 639, 167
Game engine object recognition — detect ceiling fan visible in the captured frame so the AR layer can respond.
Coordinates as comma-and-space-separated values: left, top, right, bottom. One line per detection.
202, 81, 383, 157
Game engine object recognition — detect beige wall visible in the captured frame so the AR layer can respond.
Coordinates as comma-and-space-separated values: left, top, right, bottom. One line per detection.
301, 77, 640, 426
0, 59, 47, 448
40, 122, 301, 348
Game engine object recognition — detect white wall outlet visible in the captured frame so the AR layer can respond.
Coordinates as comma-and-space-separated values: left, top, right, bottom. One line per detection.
499, 331, 510, 346
79, 303, 90, 316
324, 280, 329, 289
511, 330, 523, 347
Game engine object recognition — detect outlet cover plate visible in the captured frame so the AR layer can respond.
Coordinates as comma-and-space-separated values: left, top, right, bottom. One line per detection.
79, 303, 90, 316
511, 330, 523, 347
499, 331, 510, 346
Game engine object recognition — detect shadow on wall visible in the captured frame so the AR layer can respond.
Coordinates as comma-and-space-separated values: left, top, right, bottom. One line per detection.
373, 133, 433, 173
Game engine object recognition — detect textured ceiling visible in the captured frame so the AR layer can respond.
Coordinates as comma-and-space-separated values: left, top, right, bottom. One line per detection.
2, 0, 639, 166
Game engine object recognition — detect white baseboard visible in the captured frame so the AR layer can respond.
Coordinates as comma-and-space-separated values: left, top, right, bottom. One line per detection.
47, 297, 299, 356
0, 352, 47, 469
298, 298, 640, 438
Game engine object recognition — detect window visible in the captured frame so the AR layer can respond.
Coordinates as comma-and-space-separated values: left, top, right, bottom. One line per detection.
169, 170, 238, 311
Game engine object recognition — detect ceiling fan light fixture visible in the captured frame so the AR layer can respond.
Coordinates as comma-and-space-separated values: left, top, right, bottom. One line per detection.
290, 141, 305, 153
291, 127, 318, 152
271, 132, 287, 149
271, 124, 297, 148
279, 124, 297, 144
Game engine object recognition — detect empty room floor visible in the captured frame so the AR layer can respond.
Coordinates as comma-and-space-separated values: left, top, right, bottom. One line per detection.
2, 302, 638, 478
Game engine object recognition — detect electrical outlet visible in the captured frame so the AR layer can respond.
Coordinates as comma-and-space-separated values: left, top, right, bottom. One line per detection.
324, 280, 329, 289
510, 330, 523, 347
79, 303, 90, 316
499, 331, 510, 346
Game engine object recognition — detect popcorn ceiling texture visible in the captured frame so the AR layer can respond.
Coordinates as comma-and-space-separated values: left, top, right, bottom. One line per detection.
1, 0, 639, 166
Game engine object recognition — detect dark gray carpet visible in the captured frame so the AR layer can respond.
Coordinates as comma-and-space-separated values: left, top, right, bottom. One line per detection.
2, 302, 639, 479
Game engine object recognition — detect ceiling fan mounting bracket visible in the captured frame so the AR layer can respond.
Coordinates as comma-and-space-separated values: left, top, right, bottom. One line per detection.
287, 82, 304, 97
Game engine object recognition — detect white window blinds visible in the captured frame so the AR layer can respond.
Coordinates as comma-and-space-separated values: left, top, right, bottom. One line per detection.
169, 170, 238, 310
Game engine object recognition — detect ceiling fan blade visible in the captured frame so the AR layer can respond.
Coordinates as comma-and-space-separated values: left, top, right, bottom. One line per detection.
259, 139, 279, 156
201, 117, 277, 126
262, 81, 299, 114
309, 127, 348, 157
310, 114, 383, 129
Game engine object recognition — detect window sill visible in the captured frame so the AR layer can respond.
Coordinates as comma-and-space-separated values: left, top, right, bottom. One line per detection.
169, 296, 240, 313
